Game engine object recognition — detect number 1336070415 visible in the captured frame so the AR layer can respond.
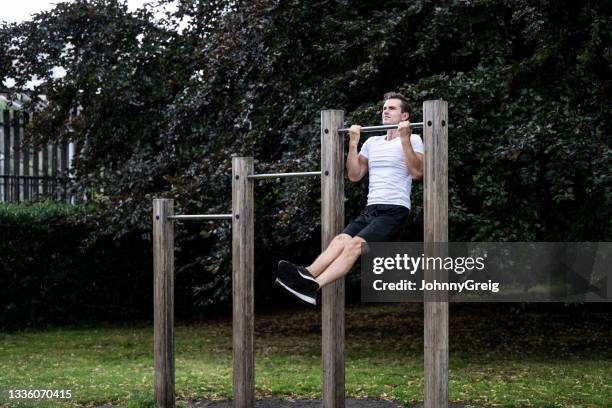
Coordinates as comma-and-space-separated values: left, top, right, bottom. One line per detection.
3, 389, 72, 401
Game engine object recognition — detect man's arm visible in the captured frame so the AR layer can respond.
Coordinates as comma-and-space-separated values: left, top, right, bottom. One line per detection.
398, 121, 424, 180
346, 125, 368, 182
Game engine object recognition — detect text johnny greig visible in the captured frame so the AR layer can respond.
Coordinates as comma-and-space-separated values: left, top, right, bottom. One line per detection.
370, 253, 500, 293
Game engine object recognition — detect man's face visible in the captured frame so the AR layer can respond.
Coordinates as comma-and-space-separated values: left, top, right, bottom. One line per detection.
382, 98, 409, 124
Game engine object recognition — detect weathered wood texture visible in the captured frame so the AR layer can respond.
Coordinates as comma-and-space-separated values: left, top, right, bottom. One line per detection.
423, 100, 449, 408
232, 157, 255, 408
153, 199, 175, 408
320, 110, 346, 408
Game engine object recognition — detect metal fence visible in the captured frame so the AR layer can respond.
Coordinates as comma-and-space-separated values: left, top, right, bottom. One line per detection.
0, 107, 73, 203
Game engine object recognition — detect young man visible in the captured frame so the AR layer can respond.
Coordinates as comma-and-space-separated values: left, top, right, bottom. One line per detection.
275, 92, 424, 305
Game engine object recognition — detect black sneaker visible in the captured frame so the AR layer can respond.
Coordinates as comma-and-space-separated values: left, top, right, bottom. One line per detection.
275, 262, 319, 306
277, 260, 312, 281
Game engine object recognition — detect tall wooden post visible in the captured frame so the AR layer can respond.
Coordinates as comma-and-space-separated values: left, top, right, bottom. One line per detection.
153, 199, 175, 408
232, 157, 254, 408
320, 110, 345, 408
423, 100, 449, 408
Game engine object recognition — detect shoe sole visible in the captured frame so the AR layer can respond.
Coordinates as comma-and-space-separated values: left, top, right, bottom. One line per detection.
275, 278, 316, 306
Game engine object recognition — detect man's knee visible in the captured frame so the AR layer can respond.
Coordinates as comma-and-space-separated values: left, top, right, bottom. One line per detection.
345, 236, 366, 258
333, 233, 352, 243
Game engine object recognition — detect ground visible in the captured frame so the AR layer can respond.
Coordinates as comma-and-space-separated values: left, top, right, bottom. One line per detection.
185, 398, 474, 407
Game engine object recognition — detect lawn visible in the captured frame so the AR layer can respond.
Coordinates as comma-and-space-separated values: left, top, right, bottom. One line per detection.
0, 304, 610, 407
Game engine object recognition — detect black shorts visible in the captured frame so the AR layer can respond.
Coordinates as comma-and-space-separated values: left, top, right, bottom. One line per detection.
342, 204, 410, 242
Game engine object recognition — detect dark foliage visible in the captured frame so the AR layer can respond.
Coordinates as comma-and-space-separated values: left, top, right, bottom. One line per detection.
0, 0, 610, 323
0, 202, 152, 329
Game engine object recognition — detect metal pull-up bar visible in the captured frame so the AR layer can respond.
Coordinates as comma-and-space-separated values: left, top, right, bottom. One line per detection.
168, 214, 232, 220
338, 122, 424, 133
248, 171, 321, 180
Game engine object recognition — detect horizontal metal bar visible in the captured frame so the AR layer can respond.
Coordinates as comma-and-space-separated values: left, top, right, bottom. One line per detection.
168, 214, 232, 221
248, 171, 322, 179
338, 122, 424, 133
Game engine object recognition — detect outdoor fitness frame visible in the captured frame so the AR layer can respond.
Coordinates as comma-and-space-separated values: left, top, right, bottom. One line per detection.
152, 100, 448, 408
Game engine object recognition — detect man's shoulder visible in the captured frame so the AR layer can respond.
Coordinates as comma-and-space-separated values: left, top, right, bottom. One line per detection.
410, 134, 425, 153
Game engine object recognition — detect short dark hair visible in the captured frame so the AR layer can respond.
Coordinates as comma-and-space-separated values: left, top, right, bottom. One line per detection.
383, 92, 409, 113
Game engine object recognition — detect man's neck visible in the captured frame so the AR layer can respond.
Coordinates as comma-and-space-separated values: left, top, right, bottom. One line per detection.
385, 130, 400, 141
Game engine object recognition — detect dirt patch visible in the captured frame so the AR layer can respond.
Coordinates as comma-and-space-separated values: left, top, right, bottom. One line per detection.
186, 398, 475, 407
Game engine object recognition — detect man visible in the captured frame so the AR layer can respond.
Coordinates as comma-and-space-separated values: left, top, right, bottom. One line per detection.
275, 92, 424, 305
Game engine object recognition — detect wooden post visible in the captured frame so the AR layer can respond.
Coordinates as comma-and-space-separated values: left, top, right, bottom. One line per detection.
232, 157, 254, 408
153, 199, 175, 408
320, 110, 345, 408
423, 100, 449, 408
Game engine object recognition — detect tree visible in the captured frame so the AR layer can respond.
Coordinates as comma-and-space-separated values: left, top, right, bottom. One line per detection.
1, 0, 610, 314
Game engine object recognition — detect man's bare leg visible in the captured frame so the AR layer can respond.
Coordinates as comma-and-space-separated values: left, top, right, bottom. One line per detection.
315, 236, 365, 287
306, 233, 352, 277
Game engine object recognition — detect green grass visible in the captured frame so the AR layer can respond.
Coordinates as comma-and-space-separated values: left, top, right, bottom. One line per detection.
0, 304, 610, 407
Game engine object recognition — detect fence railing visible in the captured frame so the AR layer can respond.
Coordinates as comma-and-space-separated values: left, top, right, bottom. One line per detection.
0, 175, 71, 202
0, 107, 73, 203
